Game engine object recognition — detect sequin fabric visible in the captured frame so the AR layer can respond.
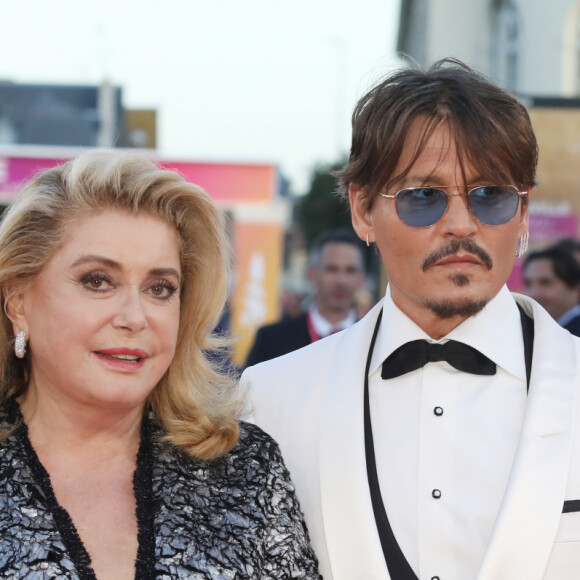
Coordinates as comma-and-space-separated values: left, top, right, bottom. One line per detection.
0, 401, 321, 579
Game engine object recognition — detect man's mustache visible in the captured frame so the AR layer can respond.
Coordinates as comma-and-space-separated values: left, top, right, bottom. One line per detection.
422, 239, 493, 271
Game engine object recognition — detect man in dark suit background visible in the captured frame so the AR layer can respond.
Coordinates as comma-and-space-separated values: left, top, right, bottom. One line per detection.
245, 229, 365, 367
523, 245, 580, 336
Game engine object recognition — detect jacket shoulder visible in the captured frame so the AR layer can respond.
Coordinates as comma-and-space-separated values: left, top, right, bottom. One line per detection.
563, 315, 580, 337
243, 301, 384, 384
255, 313, 308, 336
245, 313, 311, 367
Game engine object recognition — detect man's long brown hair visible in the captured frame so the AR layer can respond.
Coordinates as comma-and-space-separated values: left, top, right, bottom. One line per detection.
335, 58, 538, 213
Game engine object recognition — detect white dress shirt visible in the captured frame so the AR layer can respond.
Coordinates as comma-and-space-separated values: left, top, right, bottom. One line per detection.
368, 285, 528, 580
308, 305, 357, 338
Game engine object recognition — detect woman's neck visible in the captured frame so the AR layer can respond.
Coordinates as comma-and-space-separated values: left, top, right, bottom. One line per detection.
17, 387, 143, 462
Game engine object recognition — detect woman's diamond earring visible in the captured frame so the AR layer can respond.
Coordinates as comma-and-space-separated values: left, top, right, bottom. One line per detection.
15, 330, 27, 359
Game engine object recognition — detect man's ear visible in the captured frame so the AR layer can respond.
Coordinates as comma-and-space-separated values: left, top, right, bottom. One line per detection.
519, 192, 530, 237
349, 184, 374, 244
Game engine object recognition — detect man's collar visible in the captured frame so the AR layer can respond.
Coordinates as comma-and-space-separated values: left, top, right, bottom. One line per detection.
309, 305, 357, 338
369, 285, 526, 381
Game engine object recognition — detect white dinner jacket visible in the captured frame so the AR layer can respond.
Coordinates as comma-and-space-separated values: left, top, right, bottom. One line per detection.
241, 293, 580, 580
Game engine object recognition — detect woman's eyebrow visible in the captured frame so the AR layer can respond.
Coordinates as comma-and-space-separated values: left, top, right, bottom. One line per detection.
149, 267, 181, 282
70, 255, 120, 270
70, 257, 181, 282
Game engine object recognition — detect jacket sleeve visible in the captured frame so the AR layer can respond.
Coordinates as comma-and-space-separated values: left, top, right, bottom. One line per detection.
258, 437, 322, 579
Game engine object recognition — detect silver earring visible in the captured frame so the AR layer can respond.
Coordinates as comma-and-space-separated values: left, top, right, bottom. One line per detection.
15, 330, 26, 359
366, 234, 370, 247
516, 230, 529, 258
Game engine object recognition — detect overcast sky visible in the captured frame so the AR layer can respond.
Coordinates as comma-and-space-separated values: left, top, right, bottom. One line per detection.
0, 0, 402, 193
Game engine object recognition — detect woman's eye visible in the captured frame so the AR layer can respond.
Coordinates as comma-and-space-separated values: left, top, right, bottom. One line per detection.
149, 281, 178, 300
80, 271, 112, 291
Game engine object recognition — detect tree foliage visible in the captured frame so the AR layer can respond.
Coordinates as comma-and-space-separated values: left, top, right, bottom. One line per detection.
297, 158, 354, 250
296, 159, 383, 290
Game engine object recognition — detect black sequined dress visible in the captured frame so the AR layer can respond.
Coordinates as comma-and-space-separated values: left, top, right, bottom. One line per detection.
0, 401, 321, 579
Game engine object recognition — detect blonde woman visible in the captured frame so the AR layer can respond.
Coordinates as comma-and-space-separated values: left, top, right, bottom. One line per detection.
0, 151, 319, 579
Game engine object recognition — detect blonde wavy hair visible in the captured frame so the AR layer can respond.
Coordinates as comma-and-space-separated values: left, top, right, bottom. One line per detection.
0, 150, 243, 459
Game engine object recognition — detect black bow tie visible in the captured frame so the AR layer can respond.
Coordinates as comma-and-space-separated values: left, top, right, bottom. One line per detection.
381, 339, 496, 380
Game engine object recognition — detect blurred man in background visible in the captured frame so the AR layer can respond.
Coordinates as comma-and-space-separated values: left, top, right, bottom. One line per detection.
523, 245, 580, 336
553, 236, 580, 264
245, 229, 365, 367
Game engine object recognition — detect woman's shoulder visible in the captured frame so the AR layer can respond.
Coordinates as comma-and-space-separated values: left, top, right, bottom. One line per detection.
236, 420, 280, 452
151, 420, 297, 526
154, 420, 288, 486
152, 424, 320, 577
229, 421, 289, 470
214, 420, 284, 469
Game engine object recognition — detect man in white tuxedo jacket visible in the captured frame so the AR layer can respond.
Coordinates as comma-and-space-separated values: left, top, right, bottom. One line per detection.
241, 59, 580, 579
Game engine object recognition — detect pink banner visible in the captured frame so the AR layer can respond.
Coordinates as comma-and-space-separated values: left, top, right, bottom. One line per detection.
0, 156, 69, 197
0, 153, 278, 204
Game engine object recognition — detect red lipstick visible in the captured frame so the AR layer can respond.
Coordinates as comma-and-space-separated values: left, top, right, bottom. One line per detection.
94, 348, 148, 370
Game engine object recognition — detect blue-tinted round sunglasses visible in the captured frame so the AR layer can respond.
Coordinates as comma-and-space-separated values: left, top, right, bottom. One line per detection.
380, 185, 528, 228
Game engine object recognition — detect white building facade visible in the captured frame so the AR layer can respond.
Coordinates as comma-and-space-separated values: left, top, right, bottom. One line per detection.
398, 0, 580, 97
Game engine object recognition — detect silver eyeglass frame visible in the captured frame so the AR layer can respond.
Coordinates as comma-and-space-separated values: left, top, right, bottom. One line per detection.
379, 185, 528, 227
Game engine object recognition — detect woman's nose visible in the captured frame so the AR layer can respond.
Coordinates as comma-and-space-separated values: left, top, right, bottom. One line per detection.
112, 290, 148, 332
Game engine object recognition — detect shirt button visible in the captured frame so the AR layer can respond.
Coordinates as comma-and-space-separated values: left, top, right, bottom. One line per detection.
434, 406, 443, 416
431, 577, 440, 580
432, 489, 442, 499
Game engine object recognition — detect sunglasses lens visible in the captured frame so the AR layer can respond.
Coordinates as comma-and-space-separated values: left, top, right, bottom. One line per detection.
396, 188, 448, 227
469, 186, 520, 225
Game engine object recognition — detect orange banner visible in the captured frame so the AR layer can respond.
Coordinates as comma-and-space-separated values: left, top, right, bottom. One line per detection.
230, 222, 283, 364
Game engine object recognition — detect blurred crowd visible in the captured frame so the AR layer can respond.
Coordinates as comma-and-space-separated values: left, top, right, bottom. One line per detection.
523, 237, 580, 336
246, 230, 580, 367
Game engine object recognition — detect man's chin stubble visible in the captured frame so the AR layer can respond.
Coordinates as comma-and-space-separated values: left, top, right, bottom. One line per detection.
425, 274, 488, 319
425, 298, 488, 319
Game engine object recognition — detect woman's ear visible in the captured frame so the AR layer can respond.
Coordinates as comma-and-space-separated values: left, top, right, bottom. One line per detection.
4, 285, 27, 336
